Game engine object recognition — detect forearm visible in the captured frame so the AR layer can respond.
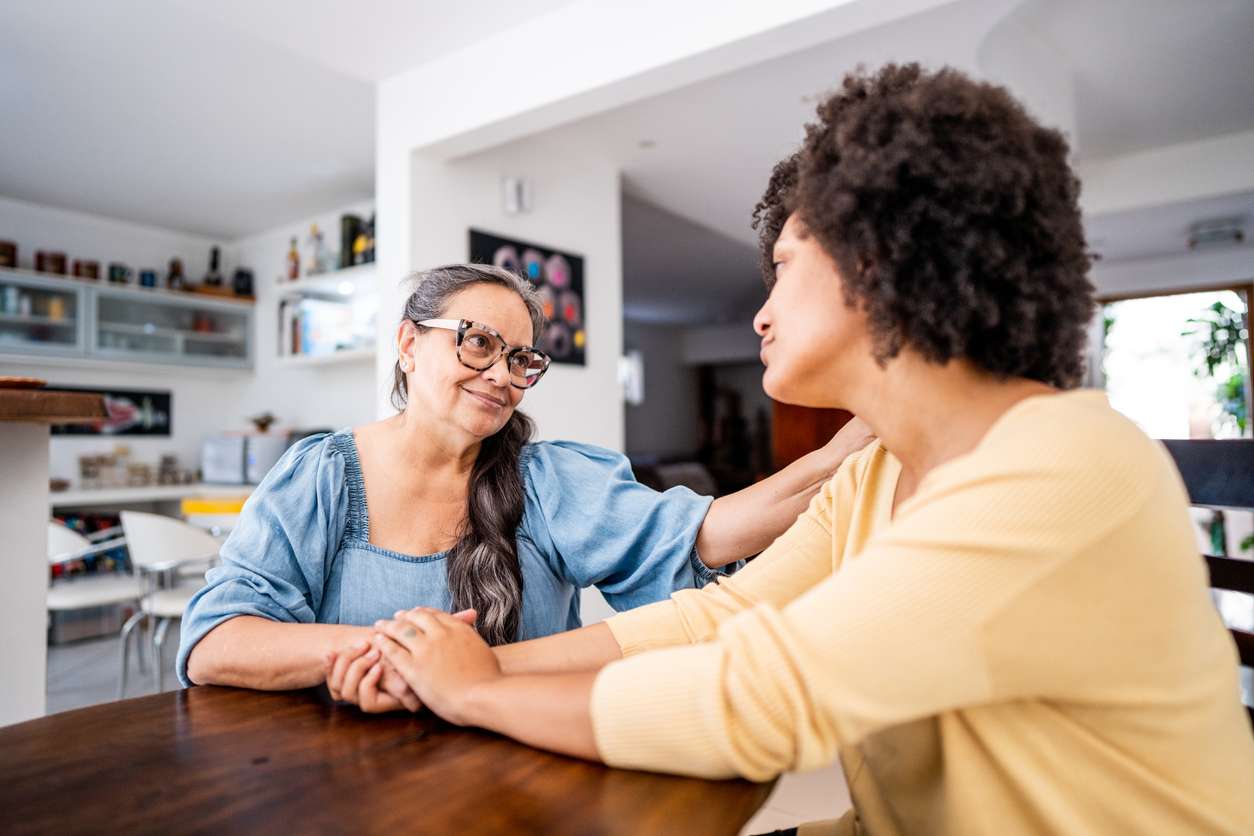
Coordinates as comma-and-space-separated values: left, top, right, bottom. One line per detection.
463, 671, 601, 762
695, 444, 844, 567
493, 622, 622, 676
186, 615, 370, 690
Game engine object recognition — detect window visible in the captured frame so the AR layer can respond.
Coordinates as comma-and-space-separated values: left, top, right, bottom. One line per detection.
1099, 287, 1251, 440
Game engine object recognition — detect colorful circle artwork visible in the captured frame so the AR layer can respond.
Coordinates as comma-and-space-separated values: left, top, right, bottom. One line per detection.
471, 230, 585, 366
521, 249, 545, 283
492, 245, 520, 274
545, 254, 571, 288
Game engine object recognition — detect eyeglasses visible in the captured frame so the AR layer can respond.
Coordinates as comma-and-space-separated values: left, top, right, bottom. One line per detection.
416, 318, 551, 389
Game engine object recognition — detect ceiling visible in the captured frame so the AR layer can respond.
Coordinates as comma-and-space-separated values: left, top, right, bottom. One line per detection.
2, 0, 1250, 315
549, 0, 1254, 322
1086, 191, 1254, 263
567, 0, 1254, 246
189, 0, 577, 83
1009, 0, 1254, 161
0, 0, 376, 238
622, 196, 764, 325
0, 0, 579, 239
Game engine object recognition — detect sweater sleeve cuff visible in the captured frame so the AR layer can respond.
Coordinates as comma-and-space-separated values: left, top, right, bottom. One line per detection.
605, 598, 693, 657
590, 643, 738, 779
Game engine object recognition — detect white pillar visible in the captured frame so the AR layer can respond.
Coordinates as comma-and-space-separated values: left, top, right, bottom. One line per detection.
0, 423, 50, 726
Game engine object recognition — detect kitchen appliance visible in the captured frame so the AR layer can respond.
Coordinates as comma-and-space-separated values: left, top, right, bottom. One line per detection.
200, 435, 247, 484
201, 433, 295, 484
246, 434, 289, 484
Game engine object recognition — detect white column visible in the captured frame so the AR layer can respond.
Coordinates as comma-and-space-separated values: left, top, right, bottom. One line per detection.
0, 422, 50, 726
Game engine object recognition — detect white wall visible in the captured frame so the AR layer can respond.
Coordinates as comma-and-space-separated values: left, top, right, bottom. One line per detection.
623, 321, 700, 458
0, 195, 380, 485
1079, 130, 1254, 219
231, 200, 381, 437
1091, 244, 1254, 300
0, 196, 243, 482
392, 133, 625, 451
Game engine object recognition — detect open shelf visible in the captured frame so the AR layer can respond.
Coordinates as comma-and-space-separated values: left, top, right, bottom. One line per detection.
276, 263, 375, 299
277, 347, 375, 367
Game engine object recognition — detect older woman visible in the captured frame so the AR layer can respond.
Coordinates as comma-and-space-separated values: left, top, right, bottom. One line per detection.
360, 65, 1254, 833
180, 263, 871, 712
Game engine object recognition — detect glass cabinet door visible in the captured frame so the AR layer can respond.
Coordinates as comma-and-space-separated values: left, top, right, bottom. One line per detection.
93, 287, 252, 369
0, 269, 86, 357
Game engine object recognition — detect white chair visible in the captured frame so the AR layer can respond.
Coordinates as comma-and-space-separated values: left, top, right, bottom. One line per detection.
47, 523, 144, 661
118, 511, 221, 696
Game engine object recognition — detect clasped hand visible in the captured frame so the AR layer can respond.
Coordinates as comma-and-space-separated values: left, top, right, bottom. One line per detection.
324, 607, 498, 722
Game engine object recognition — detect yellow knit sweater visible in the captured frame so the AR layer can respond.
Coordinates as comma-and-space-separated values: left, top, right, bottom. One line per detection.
592, 390, 1254, 835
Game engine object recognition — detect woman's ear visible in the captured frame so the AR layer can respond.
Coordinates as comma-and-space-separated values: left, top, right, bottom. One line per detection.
396, 320, 419, 372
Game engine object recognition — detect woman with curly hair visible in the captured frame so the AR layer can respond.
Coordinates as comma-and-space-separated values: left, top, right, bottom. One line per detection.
338, 65, 1254, 833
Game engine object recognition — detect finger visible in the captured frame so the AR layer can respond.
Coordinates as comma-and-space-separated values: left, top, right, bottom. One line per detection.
378, 660, 410, 699
361, 664, 411, 714
376, 634, 421, 681
376, 659, 423, 713
329, 640, 369, 697
341, 647, 380, 702
324, 651, 340, 700
451, 608, 477, 624
358, 662, 385, 711
400, 609, 447, 636
395, 606, 440, 618
375, 617, 425, 653
361, 681, 404, 715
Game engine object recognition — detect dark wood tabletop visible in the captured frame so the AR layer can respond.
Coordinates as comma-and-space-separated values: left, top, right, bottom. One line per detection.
0, 686, 774, 835
0, 387, 106, 423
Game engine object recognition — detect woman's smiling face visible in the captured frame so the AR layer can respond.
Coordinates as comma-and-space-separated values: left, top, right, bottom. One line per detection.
399, 282, 535, 440
753, 213, 873, 409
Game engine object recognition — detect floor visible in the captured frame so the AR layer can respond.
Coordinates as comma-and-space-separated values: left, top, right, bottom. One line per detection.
48, 629, 851, 834
46, 629, 181, 714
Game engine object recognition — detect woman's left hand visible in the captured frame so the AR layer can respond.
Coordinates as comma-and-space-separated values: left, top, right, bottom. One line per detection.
372, 607, 498, 726
325, 640, 421, 714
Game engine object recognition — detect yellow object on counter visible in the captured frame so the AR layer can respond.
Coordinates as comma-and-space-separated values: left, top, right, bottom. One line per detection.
181, 496, 248, 516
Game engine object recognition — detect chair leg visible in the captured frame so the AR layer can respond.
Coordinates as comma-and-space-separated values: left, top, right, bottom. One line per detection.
154, 618, 172, 692
135, 611, 149, 675
118, 610, 145, 700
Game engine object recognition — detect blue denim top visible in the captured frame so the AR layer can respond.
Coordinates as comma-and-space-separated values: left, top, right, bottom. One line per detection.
177, 431, 724, 685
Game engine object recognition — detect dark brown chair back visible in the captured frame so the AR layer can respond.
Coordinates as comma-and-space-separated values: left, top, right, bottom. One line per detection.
1162, 440, 1254, 725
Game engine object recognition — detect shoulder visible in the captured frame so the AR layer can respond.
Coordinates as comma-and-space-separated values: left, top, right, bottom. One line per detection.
279, 430, 345, 473
986, 390, 1163, 478
822, 438, 889, 497
928, 389, 1170, 523
252, 431, 349, 501
521, 440, 633, 488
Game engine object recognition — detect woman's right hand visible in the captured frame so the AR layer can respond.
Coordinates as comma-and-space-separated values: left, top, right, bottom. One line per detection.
826, 415, 876, 463
325, 640, 422, 713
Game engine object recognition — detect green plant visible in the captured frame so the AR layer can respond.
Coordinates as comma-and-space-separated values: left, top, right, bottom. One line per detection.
1219, 372, 1248, 433
1183, 300, 1248, 376
1183, 299, 1250, 433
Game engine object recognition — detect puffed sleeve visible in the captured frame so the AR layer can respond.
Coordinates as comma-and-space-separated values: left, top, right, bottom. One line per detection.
176, 433, 348, 686
520, 441, 734, 613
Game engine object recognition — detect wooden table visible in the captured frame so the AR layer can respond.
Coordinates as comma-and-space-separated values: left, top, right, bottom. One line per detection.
0, 387, 106, 726
0, 686, 774, 835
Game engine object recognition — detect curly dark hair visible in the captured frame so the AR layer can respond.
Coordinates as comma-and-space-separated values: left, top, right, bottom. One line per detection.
752, 63, 1094, 388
